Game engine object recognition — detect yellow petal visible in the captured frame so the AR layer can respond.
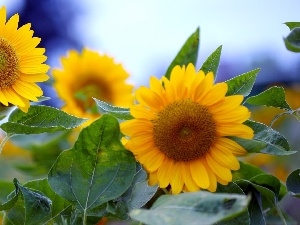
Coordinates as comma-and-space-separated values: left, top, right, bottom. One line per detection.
209, 145, 240, 170
181, 163, 200, 192
19, 73, 49, 82
148, 171, 158, 186
130, 105, 156, 120
217, 138, 247, 156
217, 124, 254, 139
0, 90, 9, 106
206, 153, 232, 182
170, 162, 184, 194
157, 159, 174, 188
190, 159, 210, 189
2, 88, 25, 107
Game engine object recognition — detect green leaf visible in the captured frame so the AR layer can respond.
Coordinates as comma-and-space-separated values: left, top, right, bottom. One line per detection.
284, 27, 300, 52
225, 68, 260, 97
122, 163, 158, 211
231, 120, 295, 155
199, 45, 222, 80
0, 105, 87, 135
4, 178, 52, 225
0, 181, 15, 203
24, 178, 71, 224
286, 169, 300, 198
94, 98, 133, 120
245, 86, 292, 110
164, 27, 199, 80
130, 192, 250, 225
284, 22, 300, 30
48, 115, 136, 216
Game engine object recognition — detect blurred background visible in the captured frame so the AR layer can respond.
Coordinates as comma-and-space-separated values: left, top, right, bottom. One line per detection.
1, 0, 300, 224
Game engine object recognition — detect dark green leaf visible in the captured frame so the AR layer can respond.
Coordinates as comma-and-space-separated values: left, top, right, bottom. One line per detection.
130, 192, 249, 225
0, 105, 87, 134
94, 98, 133, 120
200, 45, 222, 80
233, 162, 265, 181
48, 115, 136, 215
284, 22, 300, 30
245, 86, 292, 110
231, 120, 295, 155
286, 169, 300, 198
225, 68, 260, 96
284, 27, 300, 52
4, 178, 52, 225
164, 27, 199, 80
0, 181, 15, 203
24, 178, 71, 223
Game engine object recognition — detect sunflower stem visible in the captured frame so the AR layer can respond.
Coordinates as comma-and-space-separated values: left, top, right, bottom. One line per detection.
0, 133, 12, 155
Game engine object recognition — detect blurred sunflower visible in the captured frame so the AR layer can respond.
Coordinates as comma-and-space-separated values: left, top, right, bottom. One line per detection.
121, 63, 253, 194
52, 48, 133, 122
0, 6, 49, 112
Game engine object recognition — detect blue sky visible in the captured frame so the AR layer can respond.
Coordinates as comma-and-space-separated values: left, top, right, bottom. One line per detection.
3, 0, 300, 85
77, 0, 300, 85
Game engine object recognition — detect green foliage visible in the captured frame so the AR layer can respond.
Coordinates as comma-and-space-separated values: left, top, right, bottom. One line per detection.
231, 120, 295, 155
284, 22, 300, 52
286, 169, 300, 198
2, 179, 52, 225
0, 105, 87, 135
164, 27, 199, 80
200, 45, 222, 80
245, 86, 292, 110
130, 191, 250, 225
94, 98, 133, 120
225, 68, 260, 97
48, 115, 136, 221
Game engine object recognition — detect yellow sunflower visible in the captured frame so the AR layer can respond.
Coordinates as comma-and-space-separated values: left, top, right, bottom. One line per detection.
121, 63, 254, 194
52, 48, 133, 121
0, 6, 49, 112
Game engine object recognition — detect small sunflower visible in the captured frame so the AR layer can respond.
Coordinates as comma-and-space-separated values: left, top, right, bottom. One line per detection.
121, 63, 254, 194
0, 6, 49, 112
52, 48, 133, 121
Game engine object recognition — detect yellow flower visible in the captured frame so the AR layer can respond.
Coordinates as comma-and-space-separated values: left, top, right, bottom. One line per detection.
121, 63, 253, 194
52, 48, 133, 121
0, 6, 49, 112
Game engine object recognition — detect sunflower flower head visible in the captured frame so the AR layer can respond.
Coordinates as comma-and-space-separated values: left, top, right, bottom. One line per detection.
121, 63, 254, 194
0, 6, 49, 112
52, 48, 133, 122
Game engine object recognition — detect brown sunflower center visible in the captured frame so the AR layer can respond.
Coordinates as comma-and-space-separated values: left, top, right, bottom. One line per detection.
153, 99, 217, 162
0, 38, 19, 89
75, 81, 111, 114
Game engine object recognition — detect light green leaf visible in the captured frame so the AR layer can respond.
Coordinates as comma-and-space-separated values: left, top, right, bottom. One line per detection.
284, 22, 300, 30
200, 45, 222, 80
48, 115, 136, 216
130, 192, 249, 225
164, 27, 199, 80
0, 105, 87, 135
225, 68, 260, 96
4, 178, 52, 225
231, 120, 295, 155
245, 86, 292, 110
94, 98, 133, 120
122, 163, 158, 210
286, 169, 300, 198
284, 27, 300, 52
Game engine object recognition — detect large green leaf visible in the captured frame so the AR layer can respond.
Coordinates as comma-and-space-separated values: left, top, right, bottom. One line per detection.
94, 98, 133, 120
245, 87, 292, 110
130, 192, 249, 225
200, 45, 222, 80
48, 115, 136, 219
225, 68, 260, 97
0, 105, 87, 135
3, 178, 52, 225
286, 169, 300, 198
284, 27, 300, 52
231, 120, 295, 155
164, 27, 199, 80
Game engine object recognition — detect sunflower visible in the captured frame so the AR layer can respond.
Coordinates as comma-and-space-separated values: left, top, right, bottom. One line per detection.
52, 48, 133, 121
121, 63, 254, 194
0, 6, 49, 112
